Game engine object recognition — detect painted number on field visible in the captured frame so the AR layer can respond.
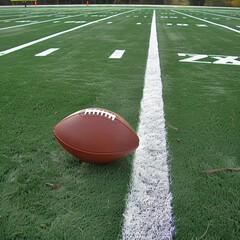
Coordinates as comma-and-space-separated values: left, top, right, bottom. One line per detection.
178, 53, 240, 66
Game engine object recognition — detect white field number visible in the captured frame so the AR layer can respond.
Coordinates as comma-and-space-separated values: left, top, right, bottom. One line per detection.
178, 53, 240, 65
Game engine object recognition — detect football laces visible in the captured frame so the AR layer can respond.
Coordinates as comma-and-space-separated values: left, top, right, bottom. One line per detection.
84, 108, 116, 121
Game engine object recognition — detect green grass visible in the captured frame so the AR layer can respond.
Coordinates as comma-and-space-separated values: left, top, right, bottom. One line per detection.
157, 8, 240, 239
0, 7, 149, 239
0, 5, 240, 240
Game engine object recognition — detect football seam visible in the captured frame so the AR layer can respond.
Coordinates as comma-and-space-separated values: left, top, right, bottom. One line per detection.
54, 130, 138, 155
119, 121, 139, 142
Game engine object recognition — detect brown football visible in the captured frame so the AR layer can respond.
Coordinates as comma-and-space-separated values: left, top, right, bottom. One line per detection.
54, 108, 139, 164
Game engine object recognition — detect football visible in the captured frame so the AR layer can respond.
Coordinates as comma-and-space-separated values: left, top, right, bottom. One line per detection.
54, 108, 139, 164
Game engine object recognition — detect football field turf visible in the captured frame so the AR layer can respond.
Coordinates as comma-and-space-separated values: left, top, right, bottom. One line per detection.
0, 5, 240, 239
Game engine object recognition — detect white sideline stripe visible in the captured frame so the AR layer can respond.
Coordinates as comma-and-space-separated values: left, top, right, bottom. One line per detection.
122, 10, 174, 240
35, 48, 59, 57
172, 10, 240, 34
0, 10, 134, 57
109, 50, 125, 59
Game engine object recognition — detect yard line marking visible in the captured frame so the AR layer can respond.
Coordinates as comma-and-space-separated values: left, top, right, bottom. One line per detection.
177, 23, 188, 26
0, 14, 51, 22
196, 24, 208, 27
0, 14, 85, 31
15, 20, 32, 23
196, 11, 240, 20
0, 10, 134, 57
0, 10, 119, 31
35, 48, 59, 57
64, 21, 86, 24
172, 10, 240, 34
109, 50, 125, 59
122, 10, 174, 240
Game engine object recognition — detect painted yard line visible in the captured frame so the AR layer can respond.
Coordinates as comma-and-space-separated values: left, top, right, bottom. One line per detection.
109, 50, 125, 59
196, 11, 240, 20
0, 10, 115, 31
64, 21, 86, 23
0, 13, 91, 31
172, 10, 240, 34
122, 10, 174, 240
35, 48, 59, 57
0, 10, 134, 57
0, 14, 59, 22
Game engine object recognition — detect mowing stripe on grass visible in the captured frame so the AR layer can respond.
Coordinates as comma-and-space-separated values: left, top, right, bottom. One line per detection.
172, 10, 240, 34
122, 10, 174, 240
0, 10, 134, 57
